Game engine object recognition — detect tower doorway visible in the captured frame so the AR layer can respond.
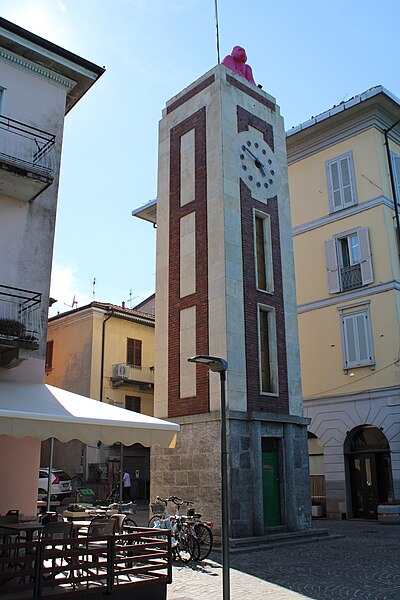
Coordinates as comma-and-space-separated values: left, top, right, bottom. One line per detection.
346, 426, 393, 519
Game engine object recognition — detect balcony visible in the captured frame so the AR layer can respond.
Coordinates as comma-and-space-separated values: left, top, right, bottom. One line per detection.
0, 284, 42, 368
0, 116, 55, 202
111, 363, 155, 390
340, 264, 362, 291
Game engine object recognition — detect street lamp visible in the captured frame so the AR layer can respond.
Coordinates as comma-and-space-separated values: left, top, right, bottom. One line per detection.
188, 355, 230, 600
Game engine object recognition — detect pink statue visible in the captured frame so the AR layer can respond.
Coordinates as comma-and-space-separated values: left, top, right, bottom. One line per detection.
221, 46, 256, 85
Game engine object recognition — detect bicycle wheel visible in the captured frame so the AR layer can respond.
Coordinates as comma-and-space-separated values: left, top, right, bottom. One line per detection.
177, 532, 200, 563
194, 523, 213, 560
148, 514, 164, 528
123, 517, 138, 529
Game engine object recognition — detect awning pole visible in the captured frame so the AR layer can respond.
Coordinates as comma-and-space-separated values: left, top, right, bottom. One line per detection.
119, 444, 124, 509
46, 437, 54, 513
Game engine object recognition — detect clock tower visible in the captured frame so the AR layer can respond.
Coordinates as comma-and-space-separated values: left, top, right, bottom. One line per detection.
145, 64, 311, 536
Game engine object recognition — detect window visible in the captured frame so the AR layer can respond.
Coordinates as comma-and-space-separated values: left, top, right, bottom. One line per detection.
324, 227, 373, 293
258, 305, 278, 394
125, 396, 141, 412
45, 340, 54, 371
254, 211, 273, 292
391, 152, 400, 204
0, 87, 5, 115
339, 305, 374, 369
127, 338, 142, 367
326, 152, 357, 212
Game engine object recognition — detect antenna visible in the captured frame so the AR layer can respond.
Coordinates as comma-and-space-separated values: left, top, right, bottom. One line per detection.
92, 278, 96, 300
63, 294, 78, 309
214, 0, 221, 64
127, 290, 139, 308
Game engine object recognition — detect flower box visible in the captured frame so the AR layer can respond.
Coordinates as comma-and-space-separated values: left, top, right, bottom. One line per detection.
377, 503, 400, 524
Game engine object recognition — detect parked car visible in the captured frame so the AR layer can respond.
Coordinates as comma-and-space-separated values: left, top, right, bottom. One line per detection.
38, 468, 72, 500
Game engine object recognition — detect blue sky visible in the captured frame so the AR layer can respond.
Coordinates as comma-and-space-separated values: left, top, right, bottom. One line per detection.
1, 0, 399, 314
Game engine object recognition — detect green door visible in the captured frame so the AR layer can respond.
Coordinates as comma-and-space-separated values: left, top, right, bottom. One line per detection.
262, 439, 281, 527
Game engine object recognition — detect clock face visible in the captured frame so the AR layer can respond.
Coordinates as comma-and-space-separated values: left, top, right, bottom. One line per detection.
233, 130, 279, 202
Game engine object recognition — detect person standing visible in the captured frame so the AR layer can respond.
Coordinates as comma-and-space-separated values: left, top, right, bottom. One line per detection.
122, 469, 132, 502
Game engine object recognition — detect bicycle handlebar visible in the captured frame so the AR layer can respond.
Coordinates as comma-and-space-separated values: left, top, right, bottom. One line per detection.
155, 495, 195, 506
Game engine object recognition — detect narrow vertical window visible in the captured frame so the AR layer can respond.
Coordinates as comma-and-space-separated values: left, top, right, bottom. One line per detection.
254, 212, 273, 292
258, 305, 278, 394
45, 340, 54, 371
391, 152, 400, 204
326, 152, 357, 212
259, 309, 271, 392
339, 306, 375, 369
125, 395, 141, 412
127, 338, 142, 367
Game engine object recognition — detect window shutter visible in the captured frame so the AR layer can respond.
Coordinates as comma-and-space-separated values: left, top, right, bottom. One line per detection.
356, 314, 369, 362
339, 156, 354, 207
324, 239, 340, 293
329, 161, 343, 210
358, 227, 373, 285
343, 316, 357, 367
391, 153, 400, 204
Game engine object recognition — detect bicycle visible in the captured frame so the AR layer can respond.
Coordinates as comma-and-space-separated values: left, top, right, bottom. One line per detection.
150, 496, 213, 560
149, 496, 199, 562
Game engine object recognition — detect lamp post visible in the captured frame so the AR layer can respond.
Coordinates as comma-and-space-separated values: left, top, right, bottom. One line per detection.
188, 355, 229, 600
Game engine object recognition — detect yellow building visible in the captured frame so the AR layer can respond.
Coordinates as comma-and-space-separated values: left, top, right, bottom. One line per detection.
45, 301, 155, 498
287, 86, 400, 519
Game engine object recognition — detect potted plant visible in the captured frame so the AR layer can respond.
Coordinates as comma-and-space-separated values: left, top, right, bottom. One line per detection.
0, 317, 26, 338
377, 501, 400, 524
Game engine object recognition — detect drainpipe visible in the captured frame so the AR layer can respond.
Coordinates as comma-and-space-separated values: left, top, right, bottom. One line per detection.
99, 308, 114, 402
383, 119, 400, 250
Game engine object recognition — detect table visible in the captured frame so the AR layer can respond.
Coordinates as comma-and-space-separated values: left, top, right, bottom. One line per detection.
0, 521, 44, 543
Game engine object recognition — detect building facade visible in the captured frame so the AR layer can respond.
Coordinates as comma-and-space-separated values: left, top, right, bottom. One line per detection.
287, 86, 400, 519
134, 64, 311, 537
0, 17, 103, 515
46, 301, 155, 498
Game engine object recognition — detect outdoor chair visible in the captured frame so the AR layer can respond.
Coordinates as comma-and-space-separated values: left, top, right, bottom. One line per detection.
84, 518, 115, 574
109, 514, 126, 534
41, 521, 73, 570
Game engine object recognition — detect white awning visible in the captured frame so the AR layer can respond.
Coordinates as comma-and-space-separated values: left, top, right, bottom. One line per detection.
0, 381, 179, 447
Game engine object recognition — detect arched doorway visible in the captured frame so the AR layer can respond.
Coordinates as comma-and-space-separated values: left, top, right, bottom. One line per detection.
345, 426, 394, 519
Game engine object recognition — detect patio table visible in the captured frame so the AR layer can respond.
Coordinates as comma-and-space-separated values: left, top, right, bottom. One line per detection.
0, 521, 43, 544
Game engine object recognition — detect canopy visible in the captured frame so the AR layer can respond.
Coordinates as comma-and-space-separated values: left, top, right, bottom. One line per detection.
0, 381, 179, 448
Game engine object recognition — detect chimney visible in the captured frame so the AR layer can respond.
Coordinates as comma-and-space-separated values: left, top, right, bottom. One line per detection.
122, 301, 125, 309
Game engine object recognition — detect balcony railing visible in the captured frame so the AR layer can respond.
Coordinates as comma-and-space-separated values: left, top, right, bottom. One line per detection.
0, 284, 42, 344
340, 264, 362, 291
0, 115, 55, 176
111, 363, 154, 387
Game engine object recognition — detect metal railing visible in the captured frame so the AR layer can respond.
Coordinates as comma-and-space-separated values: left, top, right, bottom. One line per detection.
0, 527, 172, 599
0, 115, 55, 176
340, 264, 362, 291
0, 284, 42, 342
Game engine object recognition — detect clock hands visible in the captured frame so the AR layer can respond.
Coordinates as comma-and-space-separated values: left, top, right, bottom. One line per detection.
242, 145, 266, 176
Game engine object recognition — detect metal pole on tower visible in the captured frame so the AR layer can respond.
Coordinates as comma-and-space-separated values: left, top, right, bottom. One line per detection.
214, 0, 221, 64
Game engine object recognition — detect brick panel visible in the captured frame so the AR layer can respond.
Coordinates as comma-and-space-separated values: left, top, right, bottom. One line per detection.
168, 107, 209, 417
227, 74, 276, 112
166, 75, 215, 114
237, 107, 289, 414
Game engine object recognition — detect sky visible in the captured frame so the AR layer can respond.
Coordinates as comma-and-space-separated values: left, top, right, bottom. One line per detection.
1, 0, 399, 315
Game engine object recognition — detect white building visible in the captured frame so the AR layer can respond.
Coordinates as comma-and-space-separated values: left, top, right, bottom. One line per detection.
0, 17, 104, 516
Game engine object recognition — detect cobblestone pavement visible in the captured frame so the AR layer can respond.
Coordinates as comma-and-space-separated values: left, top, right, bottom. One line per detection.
167, 519, 400, 600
